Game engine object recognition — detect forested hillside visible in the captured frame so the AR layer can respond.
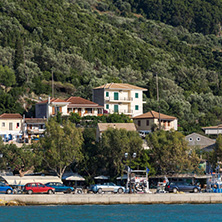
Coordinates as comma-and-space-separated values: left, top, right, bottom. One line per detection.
1, 0, 222, 134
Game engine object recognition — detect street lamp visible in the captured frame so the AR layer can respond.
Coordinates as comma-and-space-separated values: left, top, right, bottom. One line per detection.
125, 152, 136, 194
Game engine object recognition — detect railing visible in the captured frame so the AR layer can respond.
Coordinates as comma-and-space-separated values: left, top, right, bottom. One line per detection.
105, 97, 133, 102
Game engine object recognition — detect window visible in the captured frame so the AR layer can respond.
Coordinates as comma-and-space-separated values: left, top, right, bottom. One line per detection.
196, 137, 201, 141
86, 108, 92, 113
138, 120, 141, 126
2, 122, 5, 127
146, 120, 149, 126
114, 92, 119, 100
106, 104, 109, 109
16, 123, 19, 128
135, 105, 139, 111
189, 137, 193, 141
114, 104, 119, 113
135, 93, 139, 98
106, 92, 109, 97
9, 123, 13, 131
168, 121, 170, 126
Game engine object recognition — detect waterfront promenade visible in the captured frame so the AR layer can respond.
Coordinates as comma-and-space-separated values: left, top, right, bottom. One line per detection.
1, 193, 222, 205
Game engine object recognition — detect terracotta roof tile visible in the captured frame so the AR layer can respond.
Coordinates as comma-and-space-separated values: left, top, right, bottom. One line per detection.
66, 97, 102, 108
94, 83, 147, 91
0, 113, 22, 119
37, 98, 68, 104
133, 110, 177, 120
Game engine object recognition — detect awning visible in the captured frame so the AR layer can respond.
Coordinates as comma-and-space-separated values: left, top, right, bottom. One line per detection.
94, 175, 109, 180
117, 174, 128, 180
62, 172, 85, 181
0, 175, 62, 185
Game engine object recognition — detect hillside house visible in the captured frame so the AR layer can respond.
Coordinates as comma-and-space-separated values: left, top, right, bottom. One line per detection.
0, 113, 23, 142
185, 133, 215, 152
92, 83, 147, 117
133, 110, 177, 133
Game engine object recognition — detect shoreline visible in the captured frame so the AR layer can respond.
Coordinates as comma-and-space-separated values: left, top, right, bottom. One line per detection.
1, 193, 222, 205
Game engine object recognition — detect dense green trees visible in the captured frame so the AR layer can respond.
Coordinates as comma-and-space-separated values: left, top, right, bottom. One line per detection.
1, 0, 222, 133
38, 119, 84, 178
146, 130, 201, 174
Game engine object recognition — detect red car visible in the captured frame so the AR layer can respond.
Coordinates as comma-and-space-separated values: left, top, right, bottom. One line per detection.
24, 182, 55, 194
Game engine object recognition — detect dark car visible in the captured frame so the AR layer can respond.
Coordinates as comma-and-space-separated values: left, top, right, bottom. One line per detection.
165, 182, 201, 193
45, 182, 75, 194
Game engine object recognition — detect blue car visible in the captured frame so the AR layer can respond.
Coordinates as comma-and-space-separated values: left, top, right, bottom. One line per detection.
0, 182, 13, 194
45, 182, 75, 193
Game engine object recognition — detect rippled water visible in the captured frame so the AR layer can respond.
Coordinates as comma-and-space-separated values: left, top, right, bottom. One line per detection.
0, 204, 222, 222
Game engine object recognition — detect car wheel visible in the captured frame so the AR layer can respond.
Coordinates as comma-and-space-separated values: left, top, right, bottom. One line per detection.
48, 189, 53, 194
67, 188, 72, 194
118, 188, 123, 194
173, 188, 178, 193
97, 188, 102, 194
193, 188, 199, 193
76, 189, 82, 194
6, 189, 12, 194
28, 190, 33, 195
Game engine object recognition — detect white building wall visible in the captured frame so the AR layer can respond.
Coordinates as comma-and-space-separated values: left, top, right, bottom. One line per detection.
104, 89, 144, 117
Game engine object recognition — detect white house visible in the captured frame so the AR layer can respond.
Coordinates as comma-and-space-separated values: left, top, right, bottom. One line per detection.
202, 125, 222, 135
92, 83, 147, 117
35, 97, 70, 118
0, 113, 23, 142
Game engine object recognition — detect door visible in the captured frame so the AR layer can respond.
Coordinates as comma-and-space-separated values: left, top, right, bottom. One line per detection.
9, 122, 13, 131
114, 105, 118, 113
114, 92, 119, 100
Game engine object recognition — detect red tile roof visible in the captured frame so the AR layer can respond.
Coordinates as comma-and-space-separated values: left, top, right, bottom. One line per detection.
37, 98, 68, 104
66, 97, 102, 108
133, 110, 177, 120
0, 113, 22, 119
66, 97, 96, 104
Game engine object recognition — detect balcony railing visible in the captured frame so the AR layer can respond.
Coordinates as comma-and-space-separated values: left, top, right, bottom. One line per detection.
105, 97, 133, 102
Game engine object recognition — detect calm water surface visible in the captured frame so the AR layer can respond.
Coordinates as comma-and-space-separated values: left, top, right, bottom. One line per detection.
0, 204, 221, 222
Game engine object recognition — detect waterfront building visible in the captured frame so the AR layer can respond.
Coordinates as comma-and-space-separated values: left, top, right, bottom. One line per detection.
92, 83, 147, 117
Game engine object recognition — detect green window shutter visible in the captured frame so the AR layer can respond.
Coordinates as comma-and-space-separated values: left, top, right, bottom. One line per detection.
106, 104, 109, 109
114, 92, 119, 100
106, 92, 109, 97
114, 105, 119, 113
135, 93, 139, 98
135, 105, 139, 110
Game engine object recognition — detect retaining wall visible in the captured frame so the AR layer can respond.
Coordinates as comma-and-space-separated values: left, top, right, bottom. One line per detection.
1, 193, 222, 205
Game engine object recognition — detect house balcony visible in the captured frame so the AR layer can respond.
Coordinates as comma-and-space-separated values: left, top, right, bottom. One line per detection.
27, 129, 45, 135
105, 97, 133, 103
107, 109, 133, 115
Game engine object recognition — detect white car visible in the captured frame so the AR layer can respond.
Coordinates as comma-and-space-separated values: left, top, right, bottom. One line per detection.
92, 182, 125, 194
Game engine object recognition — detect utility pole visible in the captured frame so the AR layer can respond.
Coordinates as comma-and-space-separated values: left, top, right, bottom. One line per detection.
52, 70, 54, 98
156, 73, 161, 130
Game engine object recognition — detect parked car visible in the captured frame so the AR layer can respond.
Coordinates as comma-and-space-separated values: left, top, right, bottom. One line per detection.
24, 182, 55, 194
92, 182, 125, 194
0, 182, 13, 194
165, 182, 201, 193
45, 182, 77, 194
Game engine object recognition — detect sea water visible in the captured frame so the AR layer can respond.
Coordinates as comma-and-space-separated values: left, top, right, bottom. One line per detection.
0, 204, 221, 222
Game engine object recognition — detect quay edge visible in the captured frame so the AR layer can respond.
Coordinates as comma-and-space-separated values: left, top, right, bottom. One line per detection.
1, 193, 222, 205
